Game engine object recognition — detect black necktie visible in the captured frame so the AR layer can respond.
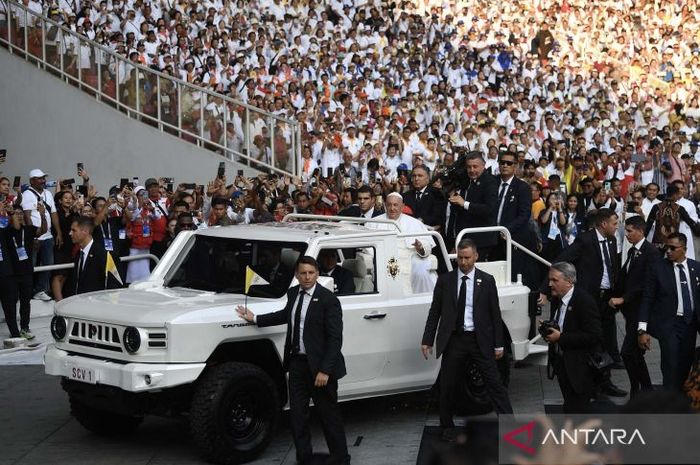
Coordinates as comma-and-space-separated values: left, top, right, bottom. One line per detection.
497, 182, 509, 223
498, 182, 508, 204
677, 264, 694, 324
456, 276, 467, 330
600, 240, 614, 283
622, 248, 636, 272
291, 289, 305, 353
76, 251, 85, 292
416, 191, 422, 202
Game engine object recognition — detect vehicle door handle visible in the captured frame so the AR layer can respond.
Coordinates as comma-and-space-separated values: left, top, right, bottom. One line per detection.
363, 312, 387, 320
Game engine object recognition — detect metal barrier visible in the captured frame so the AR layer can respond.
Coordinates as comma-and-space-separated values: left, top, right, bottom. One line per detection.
33, 253, 160, 273
0, 0, 301, 177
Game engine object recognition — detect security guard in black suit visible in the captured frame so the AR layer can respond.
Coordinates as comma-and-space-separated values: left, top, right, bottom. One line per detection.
543, 262, 603, 413
402, 165, 445, 230
445, 153, 498, 259
609, 216, 661, 396
237, 257, 350, 465
490, 152, 533, 281
539, 208, 626, 397
70, 216, 122, 295
421, 238, 513, 441
338, 185, 384, 219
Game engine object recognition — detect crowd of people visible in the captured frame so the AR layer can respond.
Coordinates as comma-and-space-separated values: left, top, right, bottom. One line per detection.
4, 0, 700, 176
2, 0, 700, 420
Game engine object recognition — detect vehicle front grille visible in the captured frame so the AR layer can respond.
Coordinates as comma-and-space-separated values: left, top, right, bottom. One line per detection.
147, 331, 167, 348
68, 320, 123, 353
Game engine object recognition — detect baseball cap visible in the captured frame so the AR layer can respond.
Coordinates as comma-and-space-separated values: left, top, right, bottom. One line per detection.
145, 178, 159, 188
29, 169, 47, 178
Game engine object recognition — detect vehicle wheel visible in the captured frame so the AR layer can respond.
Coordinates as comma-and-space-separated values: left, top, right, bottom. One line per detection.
69, 396, 143, 435
190, 362, 280, 465
455, 360, 494, 416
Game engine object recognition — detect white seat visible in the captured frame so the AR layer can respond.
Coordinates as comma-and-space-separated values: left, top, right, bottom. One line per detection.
342, 257, 374, 293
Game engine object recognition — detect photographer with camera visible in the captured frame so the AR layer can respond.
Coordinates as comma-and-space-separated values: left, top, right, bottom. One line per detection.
542, 262, 602, 413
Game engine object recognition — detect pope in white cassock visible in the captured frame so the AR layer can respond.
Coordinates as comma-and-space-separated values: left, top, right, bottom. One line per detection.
366, 192, 437, 293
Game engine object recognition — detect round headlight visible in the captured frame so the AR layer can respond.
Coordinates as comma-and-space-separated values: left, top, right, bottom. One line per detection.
51, 316, 67, 341
123, 327, 141, 354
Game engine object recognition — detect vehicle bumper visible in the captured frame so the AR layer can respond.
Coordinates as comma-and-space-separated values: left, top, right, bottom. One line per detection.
512, 338, 549, 363
44, 345, 206, 392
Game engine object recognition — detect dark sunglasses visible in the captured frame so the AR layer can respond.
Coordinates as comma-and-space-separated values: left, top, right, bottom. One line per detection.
666, 244, 684, 251
499, 160, 515, 166
178, 223, 195, 229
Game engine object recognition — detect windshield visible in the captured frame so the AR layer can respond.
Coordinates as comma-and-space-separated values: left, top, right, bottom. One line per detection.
165, 235, 307, 298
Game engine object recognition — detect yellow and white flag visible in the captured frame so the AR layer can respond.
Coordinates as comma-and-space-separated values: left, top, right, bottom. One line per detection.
105, 251, 123, 286
245, 266, 269, 294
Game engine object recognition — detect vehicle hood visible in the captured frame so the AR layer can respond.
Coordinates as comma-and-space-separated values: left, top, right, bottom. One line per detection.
54, 287, 270, 326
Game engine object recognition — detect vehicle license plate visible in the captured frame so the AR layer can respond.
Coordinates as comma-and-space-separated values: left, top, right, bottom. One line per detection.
69, 365, 96, 384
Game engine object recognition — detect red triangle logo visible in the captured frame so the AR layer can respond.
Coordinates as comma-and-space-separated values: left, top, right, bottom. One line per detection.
503, 420, 537, 455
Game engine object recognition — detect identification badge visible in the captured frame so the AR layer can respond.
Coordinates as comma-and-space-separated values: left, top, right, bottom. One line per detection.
0, 215, 8, 229
118, 229, 126, 240
16, 246, 28, 261
104, 238, 114, 251
142, 223, 151, 237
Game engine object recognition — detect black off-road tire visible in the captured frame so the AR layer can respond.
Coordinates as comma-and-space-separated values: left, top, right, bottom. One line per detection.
190, 362, 280, 465
69, 396, 143, 435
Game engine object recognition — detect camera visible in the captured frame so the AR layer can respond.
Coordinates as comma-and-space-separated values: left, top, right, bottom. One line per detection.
437, 150, 473, 194
538, 320, 560, 339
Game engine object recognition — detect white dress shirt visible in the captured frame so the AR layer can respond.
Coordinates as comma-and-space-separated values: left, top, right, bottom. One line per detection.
496, 175, 514, 225
595, 229, 612, 290
457, 267, 476, 331
253, 284, 316, 354
557, 286, 575, 331
291, 284, 316, 354
79, 239, 94, 271
673, 259, 694, 317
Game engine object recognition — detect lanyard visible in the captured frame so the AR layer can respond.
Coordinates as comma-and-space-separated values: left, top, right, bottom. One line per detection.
101, 221, 111, 239
12, 228, 24, 249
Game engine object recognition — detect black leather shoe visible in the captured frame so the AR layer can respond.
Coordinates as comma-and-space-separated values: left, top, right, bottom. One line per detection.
602, 384, 628, 397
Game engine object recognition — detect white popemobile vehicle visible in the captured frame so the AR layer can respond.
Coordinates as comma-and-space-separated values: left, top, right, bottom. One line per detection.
44, 215, 546, 464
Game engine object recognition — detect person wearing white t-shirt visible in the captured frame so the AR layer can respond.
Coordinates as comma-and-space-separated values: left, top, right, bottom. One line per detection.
21, 169, 62, 301
641, 183, 661, 221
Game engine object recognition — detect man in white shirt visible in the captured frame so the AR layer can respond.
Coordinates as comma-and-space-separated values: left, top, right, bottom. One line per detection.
641, 182, 661, 220
21, 169, 62, 301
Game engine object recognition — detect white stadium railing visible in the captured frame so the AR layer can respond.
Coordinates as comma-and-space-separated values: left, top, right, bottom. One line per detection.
0, 0, 302, 177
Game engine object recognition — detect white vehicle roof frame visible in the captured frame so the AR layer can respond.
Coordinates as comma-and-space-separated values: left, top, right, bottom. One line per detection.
282, 214, 402, 231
